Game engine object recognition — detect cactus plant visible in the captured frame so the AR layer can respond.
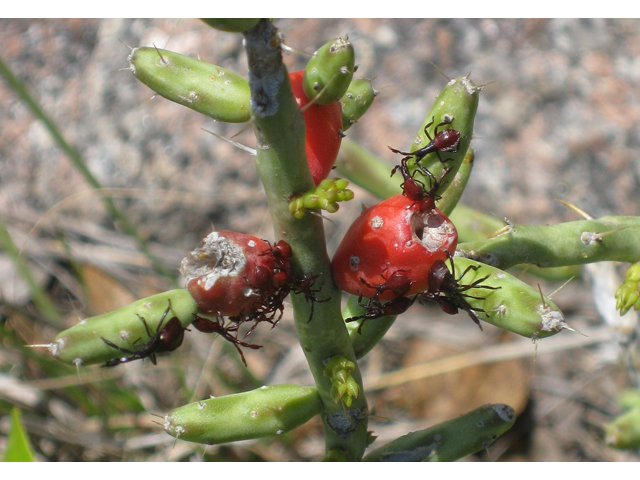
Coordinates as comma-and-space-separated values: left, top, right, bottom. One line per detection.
3, 18, 640, 462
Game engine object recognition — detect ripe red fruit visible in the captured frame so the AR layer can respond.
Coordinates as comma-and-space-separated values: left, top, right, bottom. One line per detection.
289, 69, 343, 186
179, 231, 292, 317
331, 194, 458, 301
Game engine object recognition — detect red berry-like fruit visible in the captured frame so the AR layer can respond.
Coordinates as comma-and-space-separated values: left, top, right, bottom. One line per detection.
331, 194, 458, 301
179, 231, 292, 316
289, 70, 343, 186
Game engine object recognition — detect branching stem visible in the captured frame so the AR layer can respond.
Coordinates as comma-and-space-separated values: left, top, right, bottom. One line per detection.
243, 19, 368, 460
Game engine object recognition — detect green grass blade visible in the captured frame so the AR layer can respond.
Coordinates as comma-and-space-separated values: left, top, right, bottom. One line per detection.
0, 215, 60, 324
2, 408, 36, 462
0, 55, 174, 282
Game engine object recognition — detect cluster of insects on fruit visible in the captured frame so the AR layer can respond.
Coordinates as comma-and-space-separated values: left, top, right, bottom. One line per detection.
97, 118, 483, 365
100, 235, 326, 367
420, 254, 500, 330
182, 232, 330, 365
340, 115, 498, 330
387, 115, 462, 217
188, 249, 327, 365
348, 253, 498, 331
350, 269, 417, 333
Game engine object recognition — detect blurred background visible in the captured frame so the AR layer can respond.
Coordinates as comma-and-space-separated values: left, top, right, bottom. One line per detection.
1, 18, 640, 461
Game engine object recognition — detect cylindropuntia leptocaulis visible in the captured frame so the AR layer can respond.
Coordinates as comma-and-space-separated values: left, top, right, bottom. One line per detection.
20, 19, 640, 462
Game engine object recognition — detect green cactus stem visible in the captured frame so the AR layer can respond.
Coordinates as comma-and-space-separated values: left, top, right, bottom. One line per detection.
448, 204, 505, 241
323, 356, 360, 408
346, 254, 571, 360
437, 147, 474, 216
445, 257, 572, 339
322, 449, 348, 461
605, 407, 640, 450
164, 385, 322, 445
129, 47, 251, 123
449, 205, 581, 280
243, 20, 368, 461
398, 74, 480, 198
363, 403, 515, 461
615, 261, 640, 315
49, 289, 197, 366
201, 18, 261, 32
288, 178, 354, 219
303, 36, 355, 105
341, 78, 378, 131
457, 216, 640, 270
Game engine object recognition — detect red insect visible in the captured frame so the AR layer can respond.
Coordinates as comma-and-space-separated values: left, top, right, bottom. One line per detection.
289, 69, 343, 186
388, 116, 460, 164
100, 300, 187, 367
345, 270, 417, 330
391, 158, 452, 214
419, 253, 500, 330
347, 294, 416, 332
289, 272, 329, 323
191, 314, 262, 366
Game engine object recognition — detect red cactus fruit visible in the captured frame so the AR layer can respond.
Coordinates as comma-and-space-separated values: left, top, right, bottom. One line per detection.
289, 69, 343, 186
180, 231, 291, 317
331, 194, 458, 301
